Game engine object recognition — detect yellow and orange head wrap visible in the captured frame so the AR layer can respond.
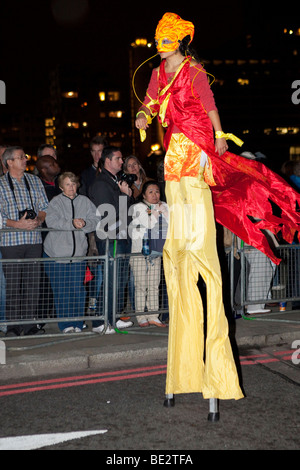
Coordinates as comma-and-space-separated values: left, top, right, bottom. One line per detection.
155, 12, 194, 53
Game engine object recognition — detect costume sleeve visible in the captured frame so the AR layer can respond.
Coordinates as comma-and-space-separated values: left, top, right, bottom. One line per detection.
138, 69, 159, 116
190, 65, 218, 113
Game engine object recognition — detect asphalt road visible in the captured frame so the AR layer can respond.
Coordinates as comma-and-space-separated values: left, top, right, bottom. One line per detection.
0, 343, 299, 452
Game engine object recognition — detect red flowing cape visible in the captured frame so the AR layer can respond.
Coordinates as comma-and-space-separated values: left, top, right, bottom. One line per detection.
156, 59, 300, 265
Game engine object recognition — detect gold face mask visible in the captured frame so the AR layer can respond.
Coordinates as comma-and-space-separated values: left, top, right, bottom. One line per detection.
155, 12, 194, 53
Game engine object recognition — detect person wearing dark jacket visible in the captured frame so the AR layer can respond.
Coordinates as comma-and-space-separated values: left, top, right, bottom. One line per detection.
89, 146, 135, 334
79, 135, 107, 197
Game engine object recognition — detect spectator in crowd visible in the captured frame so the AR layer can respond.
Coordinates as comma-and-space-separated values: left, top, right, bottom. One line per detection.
0, 146, 8, 333
0, 146, 48, 336
43, 172, 98, 333
35, 155, 61, 322
79, 135, 108, 197
238, 153, 275, 314
156, 157, 166, 202
0, 145, 8, 176
289, 161, 300, 191
36, 155, 61, 201
286, 161, 300, 309
0, 212, 6, 334
130, 181, 168, 327
89, 146, 134, 334
37, 144, 58, 160
79, 136, 107, 312
123, 155, 152, 200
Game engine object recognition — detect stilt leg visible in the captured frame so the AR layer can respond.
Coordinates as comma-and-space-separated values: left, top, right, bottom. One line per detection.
208, 398, 219, 422
163, 393, 175, 407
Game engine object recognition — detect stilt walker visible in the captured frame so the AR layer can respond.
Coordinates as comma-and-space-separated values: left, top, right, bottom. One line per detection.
135, 12, 300, 421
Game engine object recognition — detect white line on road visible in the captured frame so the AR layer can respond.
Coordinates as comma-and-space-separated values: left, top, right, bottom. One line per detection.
0, 430, 108, 450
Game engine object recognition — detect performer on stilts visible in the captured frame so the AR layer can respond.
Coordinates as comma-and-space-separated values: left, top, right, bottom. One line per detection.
135, 12, 300, 406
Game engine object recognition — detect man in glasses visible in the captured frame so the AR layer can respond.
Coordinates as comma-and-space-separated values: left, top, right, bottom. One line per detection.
0, 146, 48, 336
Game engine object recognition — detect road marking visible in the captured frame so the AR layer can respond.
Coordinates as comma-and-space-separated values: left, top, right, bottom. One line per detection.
0, 430, 107, 450
0, 364, 167, 397
0, 351, 295, 397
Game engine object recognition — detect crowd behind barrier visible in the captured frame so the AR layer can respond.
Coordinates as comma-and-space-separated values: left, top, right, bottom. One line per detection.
227, 241, 300, 315
0, 228, 299, 338
0, 229, 169, 336
0, 141, 299, 338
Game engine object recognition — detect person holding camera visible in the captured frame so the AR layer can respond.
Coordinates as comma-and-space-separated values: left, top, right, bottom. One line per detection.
0, 146, 48, 336
89, 146, 135, 334
123, 155, 152, 200
130, 181, 168, 327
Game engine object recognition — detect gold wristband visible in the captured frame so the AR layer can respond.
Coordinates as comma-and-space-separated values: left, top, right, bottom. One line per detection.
136, 110, 148, 119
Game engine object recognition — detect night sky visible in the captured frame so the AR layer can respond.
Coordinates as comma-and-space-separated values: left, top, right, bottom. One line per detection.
1, 0, 290, 109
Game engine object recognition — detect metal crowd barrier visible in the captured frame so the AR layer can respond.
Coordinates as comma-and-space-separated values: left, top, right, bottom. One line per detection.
0, 229, 169, 337
228, 239, 300, 315
0, 228, 299, 338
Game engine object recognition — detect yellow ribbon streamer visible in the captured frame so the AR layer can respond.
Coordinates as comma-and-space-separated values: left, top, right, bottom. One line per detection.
137, 113, 153, 142
215, 131, 244, 147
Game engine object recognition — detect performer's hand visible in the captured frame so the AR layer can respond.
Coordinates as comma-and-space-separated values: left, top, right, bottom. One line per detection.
215, 137, 228, 156
135, 115, 148, 130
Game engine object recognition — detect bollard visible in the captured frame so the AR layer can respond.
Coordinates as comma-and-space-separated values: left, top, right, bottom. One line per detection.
208, 398, 219, 422
0, 340, 6, 365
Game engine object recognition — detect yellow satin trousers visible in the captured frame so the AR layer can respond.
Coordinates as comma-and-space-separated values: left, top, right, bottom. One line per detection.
163, 169, 243, 399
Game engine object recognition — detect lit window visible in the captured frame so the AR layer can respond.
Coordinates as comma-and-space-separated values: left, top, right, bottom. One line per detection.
99, 92, 105, 101
290, 146, 300, 159
215, 79, 224, 86
237, 78, 249, 86
264, 128, 272, 135
135, 38, 147, 46
108, 91, 120, 101
67, 122, 80, 129
62, 91, 78, 98
276, 127, 299, 135
82, 122, 88, 127
131, 38, 151, 48
151, 143, 161, 152
45, 118, 53, 127
108, 111, 123, 118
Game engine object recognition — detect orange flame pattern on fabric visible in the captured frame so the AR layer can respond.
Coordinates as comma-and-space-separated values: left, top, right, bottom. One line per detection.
155, 12, 194, 52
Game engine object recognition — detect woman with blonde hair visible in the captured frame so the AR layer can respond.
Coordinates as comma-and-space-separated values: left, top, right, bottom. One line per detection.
123, 155, 152, 200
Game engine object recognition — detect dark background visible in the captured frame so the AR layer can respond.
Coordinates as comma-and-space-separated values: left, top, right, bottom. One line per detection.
0, 0, 299, 174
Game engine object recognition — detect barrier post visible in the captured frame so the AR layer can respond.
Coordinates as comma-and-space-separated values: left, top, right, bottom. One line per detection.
0, 340, 6, 365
